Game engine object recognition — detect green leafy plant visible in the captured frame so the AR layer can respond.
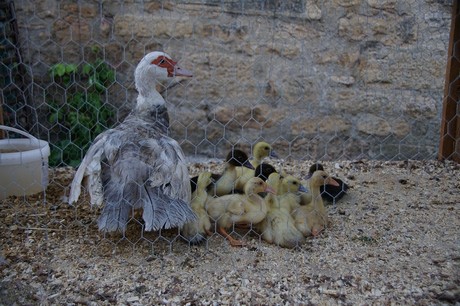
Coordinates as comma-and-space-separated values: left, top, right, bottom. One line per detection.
47, 57, 116, 167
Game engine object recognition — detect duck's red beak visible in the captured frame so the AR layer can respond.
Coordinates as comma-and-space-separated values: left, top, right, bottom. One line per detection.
152, 55, 193, 77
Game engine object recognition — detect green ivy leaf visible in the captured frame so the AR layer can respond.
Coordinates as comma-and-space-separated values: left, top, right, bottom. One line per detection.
66, 64, 77, 74
47, 56, 116, 167
52, 64, 66, 77
82, 64, 92, 75
48, 112, 59, 124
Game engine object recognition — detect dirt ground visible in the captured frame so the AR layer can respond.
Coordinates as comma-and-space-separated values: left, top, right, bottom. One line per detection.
0, 159, 459, 305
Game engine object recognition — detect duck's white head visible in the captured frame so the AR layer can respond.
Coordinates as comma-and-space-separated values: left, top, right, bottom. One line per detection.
134, 51, 193, 105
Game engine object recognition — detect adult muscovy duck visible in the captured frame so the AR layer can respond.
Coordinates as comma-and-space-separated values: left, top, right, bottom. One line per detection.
68, 51, 196, 233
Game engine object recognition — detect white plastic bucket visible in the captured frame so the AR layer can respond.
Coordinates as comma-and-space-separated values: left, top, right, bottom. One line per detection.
0, 125, 50, 200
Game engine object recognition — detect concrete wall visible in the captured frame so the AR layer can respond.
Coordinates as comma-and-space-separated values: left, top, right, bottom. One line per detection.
14, 0, 452, 161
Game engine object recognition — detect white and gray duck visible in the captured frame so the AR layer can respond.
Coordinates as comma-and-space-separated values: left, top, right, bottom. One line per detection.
68, 51, 196, 233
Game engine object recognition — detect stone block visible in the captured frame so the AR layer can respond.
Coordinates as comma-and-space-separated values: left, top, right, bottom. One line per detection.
390, 119, 411, 138
331, 76, 355, 86
291, 116, 351, 136
306, 3, 322, 20
334, 0, 361, 7
366, 0, 397, 10
114, 15, 194, 40
13, 0, 451, 160
356, 113, 391, 137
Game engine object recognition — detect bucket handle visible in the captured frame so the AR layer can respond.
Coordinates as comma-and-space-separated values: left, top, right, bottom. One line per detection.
0, 125, 39, 141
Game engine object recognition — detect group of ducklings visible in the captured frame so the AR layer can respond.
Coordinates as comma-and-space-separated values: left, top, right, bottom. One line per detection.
182, 142, 349, 248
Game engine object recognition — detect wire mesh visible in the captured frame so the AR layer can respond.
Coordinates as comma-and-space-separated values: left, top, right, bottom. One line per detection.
0, 1, 459, 304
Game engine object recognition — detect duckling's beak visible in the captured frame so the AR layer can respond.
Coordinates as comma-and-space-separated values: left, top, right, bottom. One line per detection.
243, 160, 255, 170
299, 185, 309, 193
269, 150, 279, 159
326, 177, 340, 187
264, 185, 277, 195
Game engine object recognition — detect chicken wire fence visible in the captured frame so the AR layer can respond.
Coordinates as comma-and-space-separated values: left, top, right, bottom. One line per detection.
0, 0, 456, 256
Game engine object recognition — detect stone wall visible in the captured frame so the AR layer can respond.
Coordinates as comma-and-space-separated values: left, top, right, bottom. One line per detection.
13, 0, 452, 161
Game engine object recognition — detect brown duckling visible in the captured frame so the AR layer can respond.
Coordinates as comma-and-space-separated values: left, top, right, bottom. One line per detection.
308, 163, 348, 203
254, 162, 278, 181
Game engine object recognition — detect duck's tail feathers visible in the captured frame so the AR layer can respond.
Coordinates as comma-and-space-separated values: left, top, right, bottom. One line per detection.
96, 178, 139, 233
97, 199, 132, 233
142, 186, 196, 231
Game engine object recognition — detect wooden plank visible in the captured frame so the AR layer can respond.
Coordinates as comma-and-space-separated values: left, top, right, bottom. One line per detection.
0, 97, 3, 139
439, 1, 460, 162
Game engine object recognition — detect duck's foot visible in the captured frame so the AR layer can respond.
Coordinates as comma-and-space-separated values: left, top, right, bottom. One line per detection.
229, 237, 246, 247
311, 226, 324, 237
217, 227, 246, 247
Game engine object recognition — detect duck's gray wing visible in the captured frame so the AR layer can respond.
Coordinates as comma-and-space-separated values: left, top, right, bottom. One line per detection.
68, 130, 115, 207
97, 132, 194, 233
140, 136, 194, 231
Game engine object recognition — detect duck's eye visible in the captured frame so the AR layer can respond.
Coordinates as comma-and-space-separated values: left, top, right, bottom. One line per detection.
152, 56, 169, 66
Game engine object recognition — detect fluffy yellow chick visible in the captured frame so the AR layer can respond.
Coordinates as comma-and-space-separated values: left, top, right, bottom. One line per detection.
292, 170, 339, 237
234, 142, 279, 191
206, 177, 275, 246
181, 172, 213, 244
257, 173, 305, 248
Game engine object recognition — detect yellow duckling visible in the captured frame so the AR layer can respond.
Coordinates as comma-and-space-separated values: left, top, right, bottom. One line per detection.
292, 170, 339, 237
210, 149, 254, 197
206, 177, 276, 247
278, 175, 307, 213
235, 142, 279, 191
250, 141, 279, 169
181, 172, 213, 244
257, 173, 305, 248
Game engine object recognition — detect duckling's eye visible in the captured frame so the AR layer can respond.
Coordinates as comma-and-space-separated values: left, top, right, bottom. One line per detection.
159, 59, 165, 64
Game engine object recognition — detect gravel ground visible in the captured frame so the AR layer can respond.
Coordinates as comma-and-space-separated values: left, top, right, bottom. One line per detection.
0, 159, 459, 305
